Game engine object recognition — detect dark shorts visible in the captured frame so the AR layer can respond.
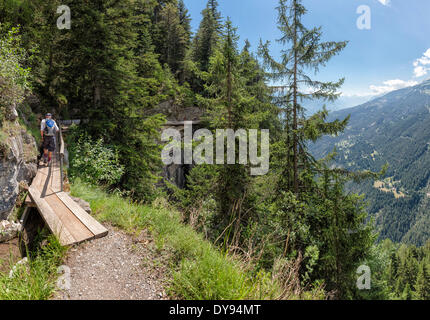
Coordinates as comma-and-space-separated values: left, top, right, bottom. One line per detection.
43, 136, 56, 152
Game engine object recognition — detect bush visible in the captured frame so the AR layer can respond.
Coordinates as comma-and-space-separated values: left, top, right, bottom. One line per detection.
0, 25, 31, 122
69, 134, 124, 186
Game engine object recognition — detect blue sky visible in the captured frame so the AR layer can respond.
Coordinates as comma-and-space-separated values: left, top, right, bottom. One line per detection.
184, 0, 430, 107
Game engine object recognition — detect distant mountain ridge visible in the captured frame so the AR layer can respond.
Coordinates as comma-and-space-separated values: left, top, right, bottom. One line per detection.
310, 79, 430, 246
303, 94, 375, 115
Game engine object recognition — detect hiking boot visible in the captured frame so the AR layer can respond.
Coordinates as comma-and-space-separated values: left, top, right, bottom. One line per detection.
43, 156, 48, 165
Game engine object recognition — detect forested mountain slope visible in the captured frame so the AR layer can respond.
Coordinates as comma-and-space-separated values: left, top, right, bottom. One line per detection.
311, 80, 430, 246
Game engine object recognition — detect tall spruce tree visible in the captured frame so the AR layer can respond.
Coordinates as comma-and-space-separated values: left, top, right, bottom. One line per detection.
60, 0, 167, 201
258, 0, 348, 195
198, 19, 249, 237
189, 19, 274, 244
153, 1, 191, 76
415, 262, 430, 300
192, 0, 222, 73
311, 167, 375, 299
177, 0, 192, 39
257, 0, 379, 299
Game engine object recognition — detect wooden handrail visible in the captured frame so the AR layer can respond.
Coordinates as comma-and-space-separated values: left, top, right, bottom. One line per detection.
59, 128, 65, 157
58, 122, 65, 192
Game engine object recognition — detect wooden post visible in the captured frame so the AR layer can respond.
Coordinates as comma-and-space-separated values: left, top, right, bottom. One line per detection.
59, 121, 65, 192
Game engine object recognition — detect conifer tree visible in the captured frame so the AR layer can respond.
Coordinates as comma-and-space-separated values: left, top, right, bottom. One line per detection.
191, 19, 274, 242
311, 167, 375, 299
60, 0, 167, 201
154, 1, 190, 76
198, 19, 249, 233
401, 283, 413, 300
192, 0, 222, 72
177, 0, 192, 39
414, 262, 430, 300
258, 0, 348, 195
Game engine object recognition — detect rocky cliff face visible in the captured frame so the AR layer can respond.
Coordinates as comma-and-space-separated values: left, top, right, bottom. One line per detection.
155, 101, 203, 189
0, 107, 37, 220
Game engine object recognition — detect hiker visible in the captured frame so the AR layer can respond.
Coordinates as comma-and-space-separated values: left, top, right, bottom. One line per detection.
40, 113, 59, 165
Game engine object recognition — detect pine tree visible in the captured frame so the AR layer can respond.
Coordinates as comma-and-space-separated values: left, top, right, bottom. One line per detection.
153, 1, 190, 76
415, 262, 430, 300
239, 40, 280, 135
190, 19, 274, 244
258, 0, 348, 195
401, 283, 413, 300
197, 19, 248, 233
177, 0, 191, 39
310, 167, 375, 299
192, 0, 222, 73
59, 0, 167, 201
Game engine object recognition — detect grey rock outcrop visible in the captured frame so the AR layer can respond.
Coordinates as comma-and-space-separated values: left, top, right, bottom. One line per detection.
0, 109, 38, 220
156, 100, 203, 189
154, 100, 203, 122
0, 220, 22, 243
67, 193, 92, 214
72, 197, 92, 214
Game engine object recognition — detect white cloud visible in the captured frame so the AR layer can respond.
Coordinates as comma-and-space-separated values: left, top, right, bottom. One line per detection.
414, 66, 427, 78
369, 79, 418, 95
377, 0, 391, 6
413, 48, 430, 77
416, 57, 430, 66
342, 79, 417, 98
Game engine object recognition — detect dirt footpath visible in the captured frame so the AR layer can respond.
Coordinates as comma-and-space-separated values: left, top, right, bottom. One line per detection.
54, 225, 168, 300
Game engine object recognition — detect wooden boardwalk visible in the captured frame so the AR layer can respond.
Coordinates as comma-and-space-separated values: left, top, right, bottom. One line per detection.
26, 134, 108, 246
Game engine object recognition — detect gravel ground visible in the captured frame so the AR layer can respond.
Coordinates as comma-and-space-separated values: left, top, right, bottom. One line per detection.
54, 225, 168, 300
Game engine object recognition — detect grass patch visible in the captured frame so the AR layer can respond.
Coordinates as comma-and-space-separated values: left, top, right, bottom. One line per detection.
0, 235, 67, 300
70, 179, 285, 300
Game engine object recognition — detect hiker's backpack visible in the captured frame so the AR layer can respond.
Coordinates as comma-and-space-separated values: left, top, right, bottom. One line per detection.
44, 119, 56, 136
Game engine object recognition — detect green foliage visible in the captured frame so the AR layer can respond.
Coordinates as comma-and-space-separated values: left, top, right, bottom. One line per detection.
415, 261, 430, 300
192, 0, 222, 73
69, 133, 124, 186
16, 102, 42, 144
70, 180, 301, 300
117, 114, 167, 203
356, 239, 430, 300
0, 25, 31, 122
153, 1, 191, 77
308, 168, 375, 299
258, 0, 348, 195
172, 164, 218, 235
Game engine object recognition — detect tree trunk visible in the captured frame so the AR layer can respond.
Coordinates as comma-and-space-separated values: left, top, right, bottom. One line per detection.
293, 0, 299, 195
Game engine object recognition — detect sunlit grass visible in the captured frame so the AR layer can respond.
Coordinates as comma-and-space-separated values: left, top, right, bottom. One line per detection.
0, 236, 67, 300
71, 179, 285, 300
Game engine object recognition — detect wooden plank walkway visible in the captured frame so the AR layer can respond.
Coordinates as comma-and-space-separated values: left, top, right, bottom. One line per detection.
27, 136, 108, 246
